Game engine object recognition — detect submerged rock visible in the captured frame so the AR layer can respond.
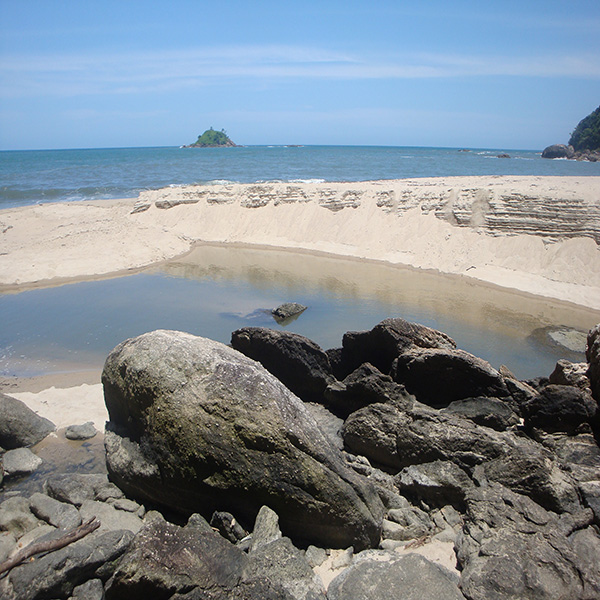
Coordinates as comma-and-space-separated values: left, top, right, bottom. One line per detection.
102, 330, 383, 550
271, 302, 307, 322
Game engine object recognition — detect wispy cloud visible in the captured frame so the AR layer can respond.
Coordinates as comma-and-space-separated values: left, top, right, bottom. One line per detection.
1, 44, 600, 98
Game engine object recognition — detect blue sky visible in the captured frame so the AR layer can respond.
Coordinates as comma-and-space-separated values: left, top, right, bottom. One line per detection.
1, 0, 599, 150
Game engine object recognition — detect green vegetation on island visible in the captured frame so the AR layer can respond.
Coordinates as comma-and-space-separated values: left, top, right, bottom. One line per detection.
569, 105, 600, 152
186, 127, 236, 148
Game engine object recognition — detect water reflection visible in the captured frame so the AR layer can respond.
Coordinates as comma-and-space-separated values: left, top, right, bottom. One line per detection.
1, 243, 598, 381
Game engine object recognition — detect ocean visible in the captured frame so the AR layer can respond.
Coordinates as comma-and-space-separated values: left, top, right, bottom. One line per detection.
1, 145, 600, 209
1, 145, 599, 380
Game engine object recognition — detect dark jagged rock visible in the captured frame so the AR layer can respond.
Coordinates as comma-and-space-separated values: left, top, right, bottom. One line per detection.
324, 362, 414, 418
440, 397, 520, 431
0, 393, 55, 449
339, 318, 456, 377
522, 384, 597, 434
541, 143, 575, 159
327, 553, 466, 600
587, 323, 600, 403
456, 482, 596, 600
102, 330, 383, 551
391, 348, 509, 407
210, 511, 248, 544
230, 327, 335, 403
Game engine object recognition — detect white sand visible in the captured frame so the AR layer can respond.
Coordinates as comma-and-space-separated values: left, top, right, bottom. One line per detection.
1, 176, 599, 309
9, 383, 107, 430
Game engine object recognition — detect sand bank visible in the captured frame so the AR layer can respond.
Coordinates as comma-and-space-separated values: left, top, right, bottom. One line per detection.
0, 176, 599, 308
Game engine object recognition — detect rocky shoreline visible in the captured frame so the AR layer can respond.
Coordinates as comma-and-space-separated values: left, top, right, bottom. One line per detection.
1, 317, 599, 599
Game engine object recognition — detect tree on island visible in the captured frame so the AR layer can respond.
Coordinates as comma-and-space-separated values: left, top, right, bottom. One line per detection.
569, 105, 600, 152
187, 127, 236, 148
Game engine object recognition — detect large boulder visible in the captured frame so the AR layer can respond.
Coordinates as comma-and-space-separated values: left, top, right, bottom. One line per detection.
587, 323, 600, 403
0, 393, 55, 449
339, 318, 456, 377
102, 330, 383, 550
230, 327, 335, 403
541, 143, 575, 159
391, 347, 509, 407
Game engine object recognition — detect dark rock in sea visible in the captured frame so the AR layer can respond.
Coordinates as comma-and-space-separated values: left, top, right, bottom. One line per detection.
271, 302, 307, 322
456, 482, 596, 600
102, 330, 383, 550
230, 327, 335, 403
497, 153, 511, 158
522, 384, 597, 434
1, 529, 133, 600
324, 362, 414, 418
587, 323, 600, 403
440, 396, 520, 431
65, 421, 97, 440
0, 393, 55, 449
327, 553, 466, 600
394, 460, 474, 510
391, 347, 509, 408
339, 318, 456, 377
542, 143, 575, 159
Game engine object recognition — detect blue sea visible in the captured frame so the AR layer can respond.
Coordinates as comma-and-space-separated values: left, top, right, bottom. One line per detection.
1, 145, 599, 380
1, 145, 599, 209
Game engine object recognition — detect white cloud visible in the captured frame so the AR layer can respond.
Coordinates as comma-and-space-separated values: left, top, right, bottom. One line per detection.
1, 45, 600, 99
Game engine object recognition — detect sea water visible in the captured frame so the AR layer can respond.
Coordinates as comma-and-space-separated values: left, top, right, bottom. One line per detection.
1, 145, 599, 209
1, 145, 599, 380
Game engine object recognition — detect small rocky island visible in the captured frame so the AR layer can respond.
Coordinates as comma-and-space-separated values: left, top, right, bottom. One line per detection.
542, 104, 600, 161
183, 127, 236, 148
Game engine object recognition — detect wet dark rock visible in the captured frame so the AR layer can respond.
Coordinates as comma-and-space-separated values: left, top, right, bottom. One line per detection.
327, 553, 466, 600
522, 384, 597, 434
103, 330, 383, 551
65, 421, 98, 440
339, 318, 456, 377
1, 529, 133, 600
230, 327, 335, 403
324, 362, 414, 418
440, 396, 520, 431
391, 347, 509, 407
0, 393, 55, 449
456, 482, 594, 600
394, 460, 474, 510
271, 302, 307, 322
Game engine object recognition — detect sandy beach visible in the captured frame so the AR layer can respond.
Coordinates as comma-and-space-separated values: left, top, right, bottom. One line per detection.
1, 175, 599, 424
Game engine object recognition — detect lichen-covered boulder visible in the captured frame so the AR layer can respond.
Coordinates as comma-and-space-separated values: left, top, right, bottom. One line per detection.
102, 330, 383, 550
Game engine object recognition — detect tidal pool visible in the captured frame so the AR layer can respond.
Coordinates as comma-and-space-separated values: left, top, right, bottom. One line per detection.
1, 244, 598, 381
